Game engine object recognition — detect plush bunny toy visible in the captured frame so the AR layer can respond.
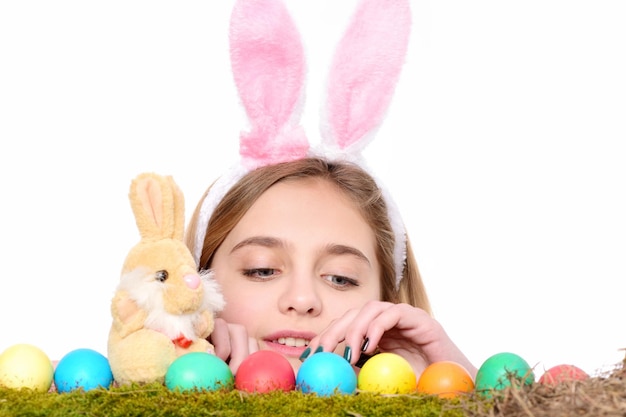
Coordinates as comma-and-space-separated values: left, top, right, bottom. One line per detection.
108, 172, 225, 385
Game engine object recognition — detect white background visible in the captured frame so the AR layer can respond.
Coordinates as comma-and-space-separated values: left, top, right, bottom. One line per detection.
1, 1, 625, 378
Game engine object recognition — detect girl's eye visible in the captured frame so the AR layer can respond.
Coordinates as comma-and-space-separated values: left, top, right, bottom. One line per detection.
242, 268, 278, 280
325, 275, 359, 289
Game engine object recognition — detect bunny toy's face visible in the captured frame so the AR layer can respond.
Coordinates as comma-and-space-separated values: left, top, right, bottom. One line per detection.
121, 239, 205, 316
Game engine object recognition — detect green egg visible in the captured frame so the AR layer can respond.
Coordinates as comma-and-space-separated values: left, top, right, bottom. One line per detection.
475, 352, 534, 396
165, 352, 233, 392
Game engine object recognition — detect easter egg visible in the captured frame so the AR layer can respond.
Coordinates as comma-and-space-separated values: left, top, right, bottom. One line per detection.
165, 352, 234, 392
53, 348, 113, 393
235, 350, 295, 393
538, 364, 589, 386
296, 352, 356, 396
416, 361, 475, 399
357, 352, 416, 394
0, 344, 54, 392
475, 352, 534, 395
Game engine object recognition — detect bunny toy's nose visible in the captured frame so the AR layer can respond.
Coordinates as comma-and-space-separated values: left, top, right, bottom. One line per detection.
183, 274, 201, 290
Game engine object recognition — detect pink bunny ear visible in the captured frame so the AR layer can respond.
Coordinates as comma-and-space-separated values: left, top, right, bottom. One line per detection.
229, 0, 309, 168
322, 0, 412, 152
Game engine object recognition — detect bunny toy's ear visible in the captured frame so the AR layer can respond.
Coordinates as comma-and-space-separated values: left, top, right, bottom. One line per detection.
167, 175, 186, 241
230, 0, 309, 168
320, 0, 412, 156
129, 173, 184, 242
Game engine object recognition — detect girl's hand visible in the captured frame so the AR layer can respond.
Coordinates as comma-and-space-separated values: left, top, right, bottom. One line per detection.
307, 301, 477, 378
208, 318, 259, 374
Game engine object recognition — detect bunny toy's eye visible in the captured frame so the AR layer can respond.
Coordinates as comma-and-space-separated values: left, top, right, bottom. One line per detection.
155, 270, 168, 282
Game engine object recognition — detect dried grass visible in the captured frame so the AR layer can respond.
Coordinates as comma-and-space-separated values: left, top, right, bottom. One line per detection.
457, 353, 626, 417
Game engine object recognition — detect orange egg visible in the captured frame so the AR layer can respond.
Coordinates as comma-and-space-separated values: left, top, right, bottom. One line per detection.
416, 361, 475, 399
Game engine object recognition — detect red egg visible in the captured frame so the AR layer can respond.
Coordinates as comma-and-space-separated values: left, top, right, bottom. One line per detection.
538, 364, 589, 385
234, 350, 295, 393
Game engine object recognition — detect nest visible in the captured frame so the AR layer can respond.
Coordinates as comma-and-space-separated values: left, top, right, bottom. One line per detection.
458, 353, 626, 417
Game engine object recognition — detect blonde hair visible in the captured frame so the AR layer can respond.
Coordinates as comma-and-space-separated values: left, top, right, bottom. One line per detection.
186, 158, 431, 314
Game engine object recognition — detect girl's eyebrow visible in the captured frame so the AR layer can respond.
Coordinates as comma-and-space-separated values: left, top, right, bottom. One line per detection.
231, 236, 284, 253
325, 244, 371, 266
230, 237, 370, 266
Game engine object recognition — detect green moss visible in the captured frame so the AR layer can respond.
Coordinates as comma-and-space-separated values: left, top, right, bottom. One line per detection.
0, 384, 469, 417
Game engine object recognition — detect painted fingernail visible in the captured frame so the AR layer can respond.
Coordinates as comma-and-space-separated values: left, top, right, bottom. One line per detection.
314, 345, 324, 354
360, 337, 370, 352
355, 353, 372, 368
299, 347, 311, 361
343, 346, 352, 362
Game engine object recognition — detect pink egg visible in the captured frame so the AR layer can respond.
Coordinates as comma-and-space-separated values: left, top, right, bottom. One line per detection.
538, 364, 589, 385
235, 350, 295, 393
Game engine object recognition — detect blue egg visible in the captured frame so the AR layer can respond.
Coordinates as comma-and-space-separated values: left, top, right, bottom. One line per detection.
296, 352, 356, 396
54, 348, 113, 393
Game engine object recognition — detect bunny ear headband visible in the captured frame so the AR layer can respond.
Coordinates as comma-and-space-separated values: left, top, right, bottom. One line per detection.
194, 0, 412, 287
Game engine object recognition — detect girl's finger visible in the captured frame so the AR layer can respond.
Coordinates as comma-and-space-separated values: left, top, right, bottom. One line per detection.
311, 301, 394, 364
209, 318, 232, 361
224, 323, 254, 374
310, 309, 360, 353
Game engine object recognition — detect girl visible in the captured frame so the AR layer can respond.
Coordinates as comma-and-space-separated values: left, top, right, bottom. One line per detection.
185, 158, 476, 378
184, 0, 476, 379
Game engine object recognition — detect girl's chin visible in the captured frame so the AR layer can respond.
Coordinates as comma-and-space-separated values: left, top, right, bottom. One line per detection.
285, 356, 303, 374
283, 352, 361, 377
257, 341, 353, 376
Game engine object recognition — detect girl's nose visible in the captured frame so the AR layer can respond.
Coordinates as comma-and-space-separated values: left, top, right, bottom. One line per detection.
277, 272, 322, 316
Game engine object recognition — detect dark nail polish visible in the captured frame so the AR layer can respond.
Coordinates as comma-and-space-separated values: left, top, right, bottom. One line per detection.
343, 346, 352, 362
314, 345, 324, 354
355, 353, 372, 368
360, 337, 370, 352
299, 347, 311, 361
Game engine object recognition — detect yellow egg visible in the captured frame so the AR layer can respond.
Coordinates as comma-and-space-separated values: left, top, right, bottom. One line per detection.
0, 344, 54, 392
357, 353, 416, 394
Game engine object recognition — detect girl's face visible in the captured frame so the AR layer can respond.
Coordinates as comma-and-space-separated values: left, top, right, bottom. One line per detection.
211, 177, 381, 371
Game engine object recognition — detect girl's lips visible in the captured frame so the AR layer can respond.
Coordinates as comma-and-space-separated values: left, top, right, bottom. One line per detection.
263, 340, 308, 357
263, 331, 317, 357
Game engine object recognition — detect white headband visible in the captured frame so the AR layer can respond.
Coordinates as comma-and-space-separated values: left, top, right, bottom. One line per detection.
194, 0, 411, 288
